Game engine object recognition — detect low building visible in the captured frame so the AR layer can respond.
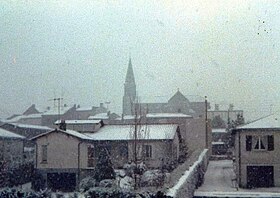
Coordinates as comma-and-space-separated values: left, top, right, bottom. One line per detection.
233, 113, 280, 188
31, 124, 181, 191
54, 119, 103, 132
212, 128, 228, 155
0, 128, 25, 169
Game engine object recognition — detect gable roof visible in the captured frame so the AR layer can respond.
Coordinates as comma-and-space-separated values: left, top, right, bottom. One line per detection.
0, 128, 25, 139
168, 90, 190, 103
84, 124, 178, 141
31, 128, 94, 141
236, 113, 280, 130
23, 104, 40, 115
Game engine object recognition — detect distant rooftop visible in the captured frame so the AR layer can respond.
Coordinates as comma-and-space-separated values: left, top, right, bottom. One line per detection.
0, 128, 25, 139
55, 120, 102, 125
88, 113, 109, 120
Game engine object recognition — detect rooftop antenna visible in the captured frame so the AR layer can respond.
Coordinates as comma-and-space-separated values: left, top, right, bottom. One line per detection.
48, 97, 63, 121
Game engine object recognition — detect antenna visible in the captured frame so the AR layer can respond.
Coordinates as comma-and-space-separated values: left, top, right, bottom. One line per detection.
48, 97, 63, 121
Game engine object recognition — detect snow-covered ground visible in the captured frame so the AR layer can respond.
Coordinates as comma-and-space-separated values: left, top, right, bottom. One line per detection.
194, 160, 280, 197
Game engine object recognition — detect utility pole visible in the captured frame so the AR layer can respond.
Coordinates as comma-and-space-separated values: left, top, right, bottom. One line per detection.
205, 96, 208, 149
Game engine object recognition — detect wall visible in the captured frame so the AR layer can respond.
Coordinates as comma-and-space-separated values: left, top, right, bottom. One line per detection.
36, 132, 81, 169
185, 118, 212, 154
166, 149, 209, 198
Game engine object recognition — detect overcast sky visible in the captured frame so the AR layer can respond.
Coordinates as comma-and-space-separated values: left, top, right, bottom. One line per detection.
1, 0, 280, 120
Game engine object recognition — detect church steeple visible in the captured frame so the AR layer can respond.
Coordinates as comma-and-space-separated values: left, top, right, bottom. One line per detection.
125, 57, 135, 85
123, 57, 137, 115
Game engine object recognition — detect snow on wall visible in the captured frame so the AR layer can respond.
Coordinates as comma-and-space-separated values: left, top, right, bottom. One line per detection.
166, 149, 208, 198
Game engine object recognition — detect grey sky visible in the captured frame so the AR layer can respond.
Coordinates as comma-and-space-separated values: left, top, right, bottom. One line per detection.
0, 0, 280, 120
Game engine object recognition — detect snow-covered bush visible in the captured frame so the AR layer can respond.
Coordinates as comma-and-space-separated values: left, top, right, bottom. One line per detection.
79, 177, 97, 192
84, 187, 135, 198
0, 188, 51, 198
140, 170, 165, 187
123, 162, 136, 177
99, 179, 116, 188
119, 176, 134, 190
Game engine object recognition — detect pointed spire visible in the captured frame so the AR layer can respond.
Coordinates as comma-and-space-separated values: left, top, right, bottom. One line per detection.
125, 57, 135, 84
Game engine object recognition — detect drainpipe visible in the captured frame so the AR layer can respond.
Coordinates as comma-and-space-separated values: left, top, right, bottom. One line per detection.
77, 142, 82, 190
238, 131, 241, 187
35, 142, 38, 168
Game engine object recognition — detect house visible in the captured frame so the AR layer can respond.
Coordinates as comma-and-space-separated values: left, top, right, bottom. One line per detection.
212, 128, 228, 155
233, 113, 280, 188
0, 128, 25, 169
3, 104, 42, 126
54, 119, 104, 132
84, 124, 181, 168
31, 124, 180, 191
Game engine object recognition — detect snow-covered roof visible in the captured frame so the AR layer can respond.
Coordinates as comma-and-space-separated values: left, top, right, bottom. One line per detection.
115, 115, 140, 120
237, 113, 280, 130
146, 113, 192, 118
76, 107, 93, 111
84, 124, 178, 141
3, 113, 42, 123
88, 113, 109, 120
54, 120, 102, 125
9, 123, 52, 130
212, 128, 227, 133
31, 128, 94, 140
0, 128, 25, 139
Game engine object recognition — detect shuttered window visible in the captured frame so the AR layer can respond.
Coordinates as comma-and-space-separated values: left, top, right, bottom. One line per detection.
246, 135, 252, 151
267, 135, 274, 151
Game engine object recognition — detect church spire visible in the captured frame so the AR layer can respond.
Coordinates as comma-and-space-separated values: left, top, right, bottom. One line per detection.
125, 56, 135, 85
123, 57, 137, 115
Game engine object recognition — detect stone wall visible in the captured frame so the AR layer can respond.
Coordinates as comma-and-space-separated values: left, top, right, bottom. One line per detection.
166, 149, 209, 198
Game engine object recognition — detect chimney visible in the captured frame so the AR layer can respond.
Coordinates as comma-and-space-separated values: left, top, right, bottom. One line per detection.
229, 104, 234, 111
214, 104, 219, 111
59, 120, 67, 131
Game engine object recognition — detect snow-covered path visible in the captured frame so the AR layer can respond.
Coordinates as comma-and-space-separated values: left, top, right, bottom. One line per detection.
196, 160, 236, 192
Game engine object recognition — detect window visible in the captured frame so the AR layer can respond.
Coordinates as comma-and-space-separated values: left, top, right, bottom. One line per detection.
143, 145, 152, 158
246, 135, 274, 151
41, 145, 48, 163
254, 136, 266, 150
87, 145, 94, 167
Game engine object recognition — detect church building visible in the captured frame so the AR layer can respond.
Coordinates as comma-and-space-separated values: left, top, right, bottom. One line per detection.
122, 58, 207, 118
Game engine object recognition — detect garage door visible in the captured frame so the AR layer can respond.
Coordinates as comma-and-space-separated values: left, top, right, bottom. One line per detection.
47, 173, 76, 192
247, 166, 274, 188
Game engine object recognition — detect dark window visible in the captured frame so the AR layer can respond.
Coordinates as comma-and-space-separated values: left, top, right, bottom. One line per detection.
41, 145, 48, 163
246, 135, 252, 151
87, 145, 94, 167
143, 145, 152, 158
268, 135, 274, 151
